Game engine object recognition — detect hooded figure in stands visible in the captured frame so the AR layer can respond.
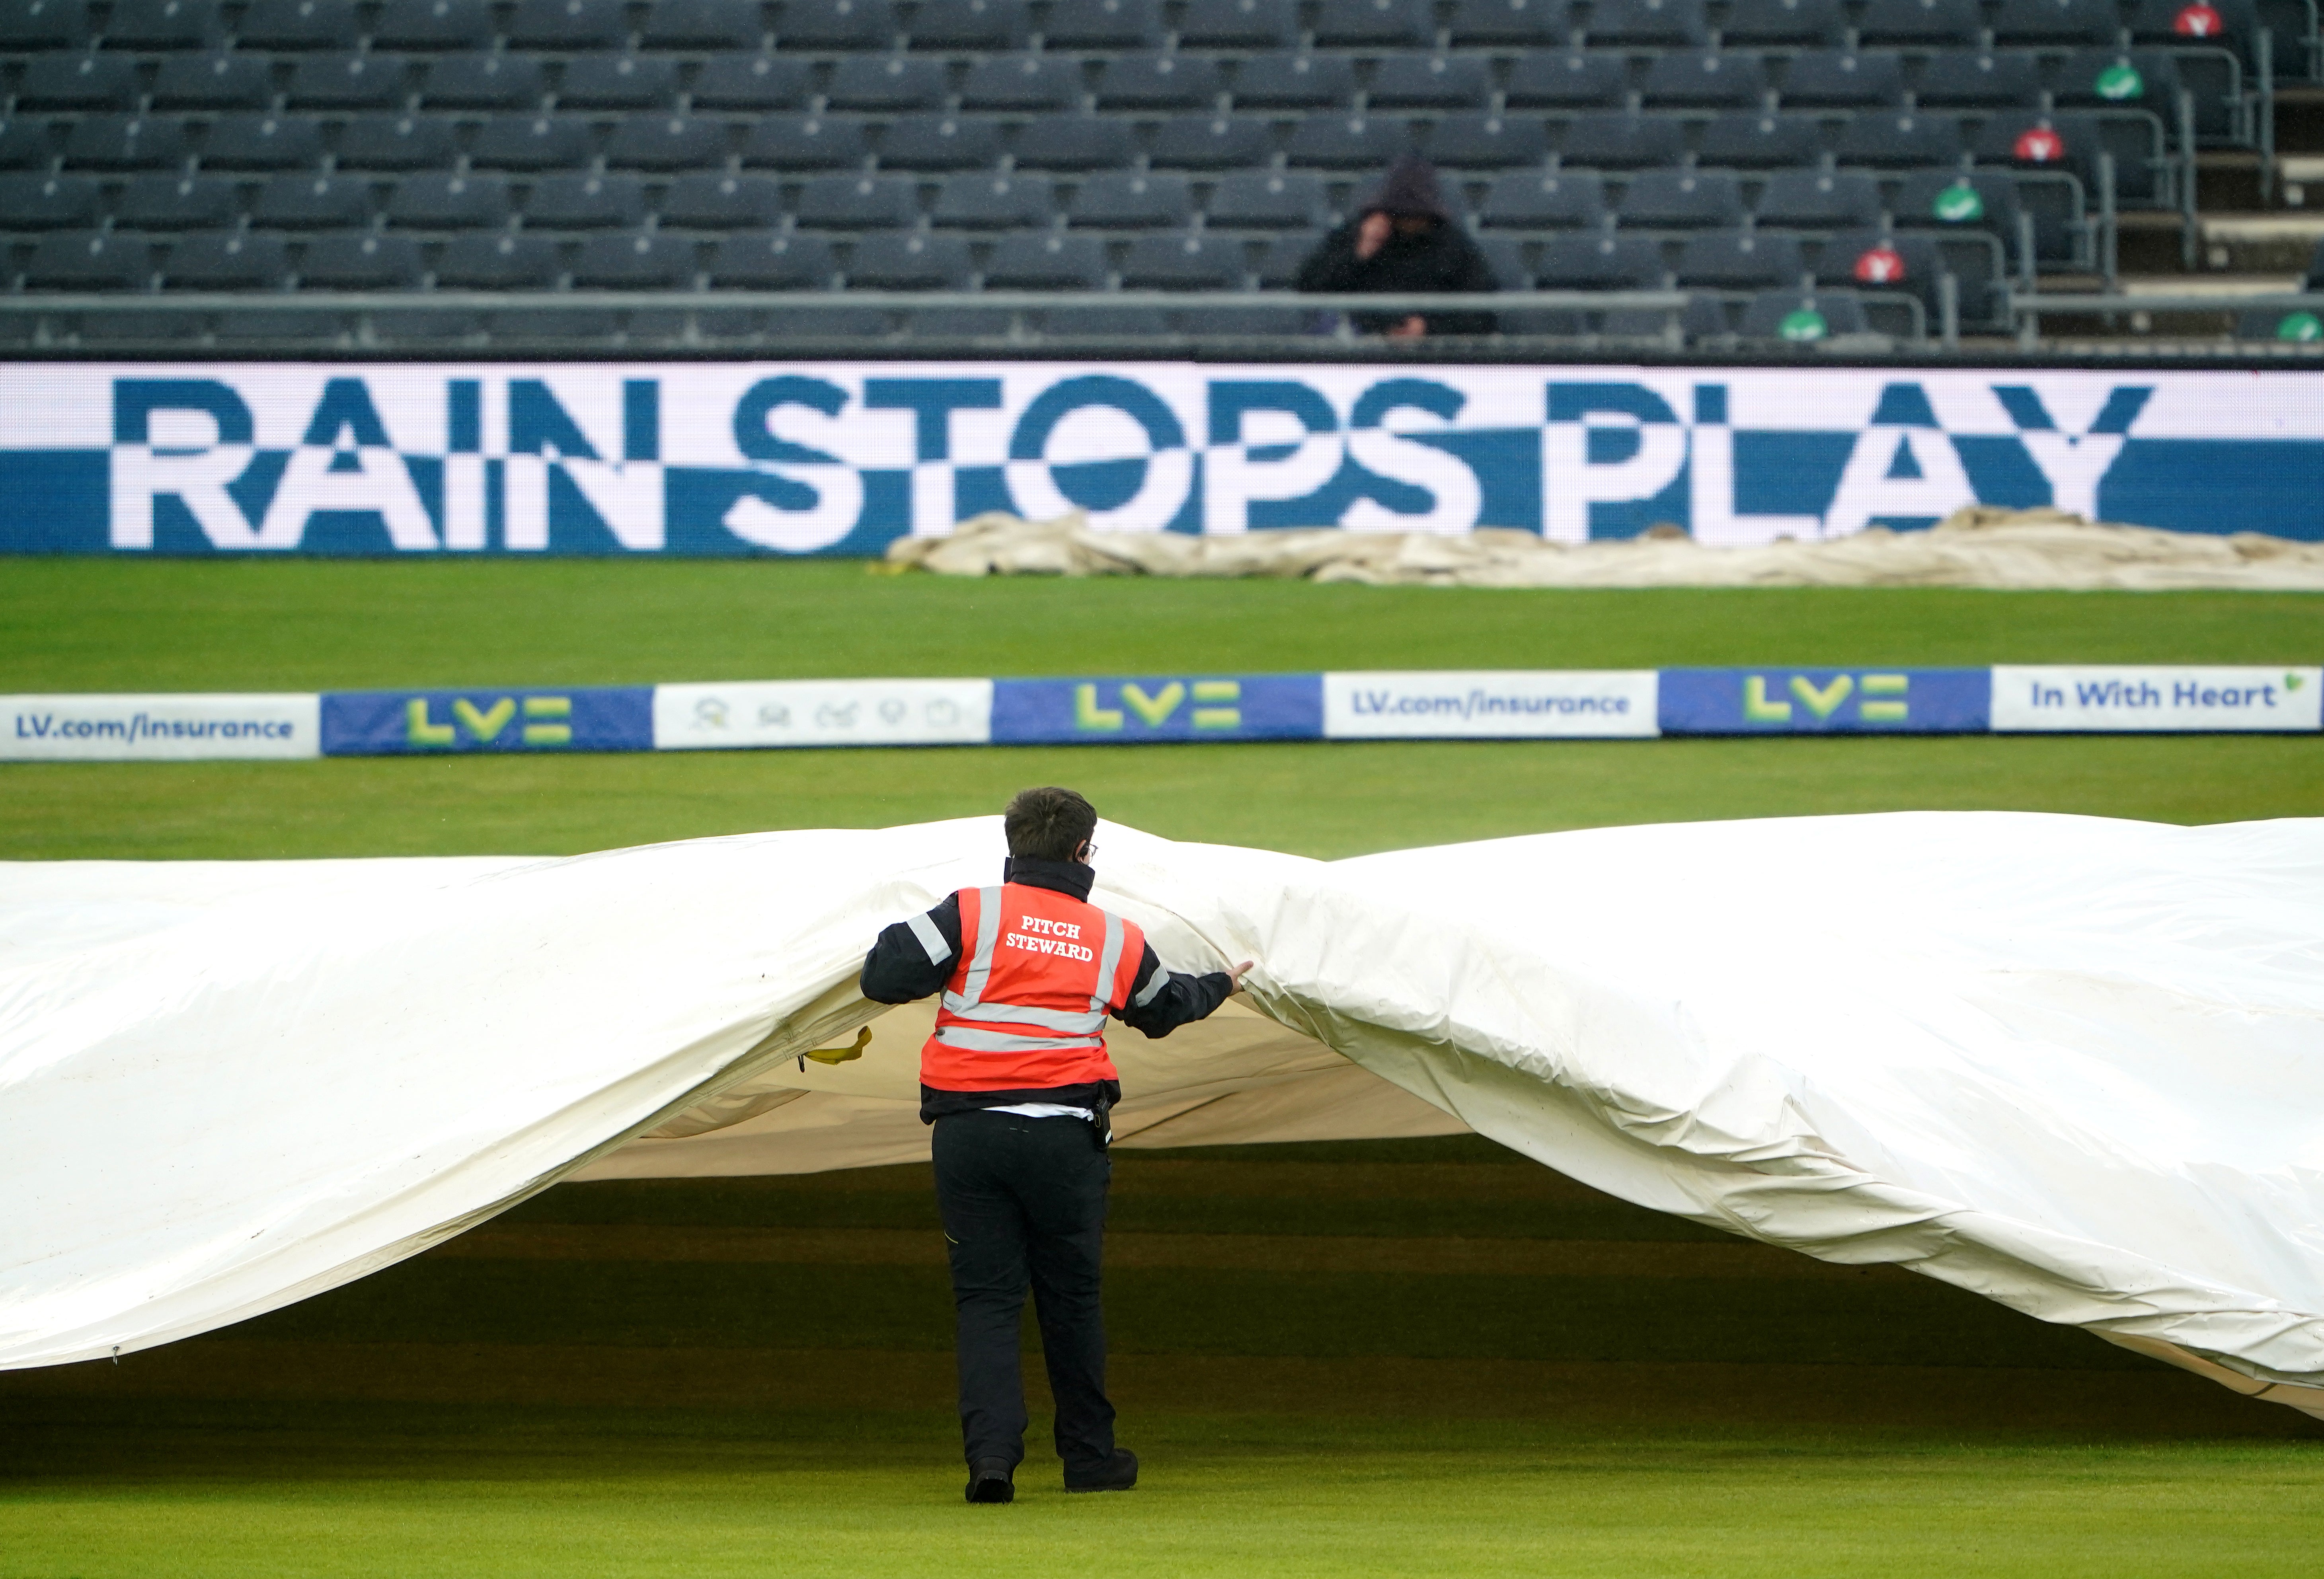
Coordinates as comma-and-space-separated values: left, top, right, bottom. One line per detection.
1296, 154, 1498, 339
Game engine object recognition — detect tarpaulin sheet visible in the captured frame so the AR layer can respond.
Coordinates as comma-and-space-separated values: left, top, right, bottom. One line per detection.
3, 814, 2321, 1416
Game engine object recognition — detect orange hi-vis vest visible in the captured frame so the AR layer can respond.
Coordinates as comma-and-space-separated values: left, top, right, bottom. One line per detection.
921, 882, 1146, 1092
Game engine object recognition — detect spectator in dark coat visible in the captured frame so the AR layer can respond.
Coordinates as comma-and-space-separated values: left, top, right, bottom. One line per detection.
1295, 155, 1498, 337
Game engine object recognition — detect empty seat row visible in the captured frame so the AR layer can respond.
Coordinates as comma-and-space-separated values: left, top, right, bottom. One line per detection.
0, 0, 2283, 56
0, 43, 2230, 111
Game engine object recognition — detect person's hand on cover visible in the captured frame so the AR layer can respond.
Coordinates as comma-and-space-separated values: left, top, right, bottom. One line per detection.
1354, 212, 1394, 260
1227, 960, 1255, 991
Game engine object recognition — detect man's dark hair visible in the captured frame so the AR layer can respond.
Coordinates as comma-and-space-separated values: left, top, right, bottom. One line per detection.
1004, 786, 1098, 862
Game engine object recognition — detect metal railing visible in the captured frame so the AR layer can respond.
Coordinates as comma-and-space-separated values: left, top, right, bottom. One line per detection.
2008, 290, 2324, 349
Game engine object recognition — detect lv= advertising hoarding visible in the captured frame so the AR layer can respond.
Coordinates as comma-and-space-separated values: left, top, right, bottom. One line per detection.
2, 363, 2319, 556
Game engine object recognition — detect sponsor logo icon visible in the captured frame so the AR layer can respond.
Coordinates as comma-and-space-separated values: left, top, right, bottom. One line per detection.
1073, 680, 1243, 732
2172, 2, 2222, 35
2276, 311, 2322, 343
1931, 182, 1984, 223
2013, 125, 2065, 163
693, 697, 729, 729
1778, 308, 1830, 343
1742, 672, 1911, 726
2094, 61, 2144, 99
815, 701, 859, 728
1853, 244, 1906, 284
405, 695, 572, 748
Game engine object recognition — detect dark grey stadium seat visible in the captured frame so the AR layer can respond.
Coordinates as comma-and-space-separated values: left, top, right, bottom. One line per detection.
1616, 169, 1746, 228
1605, 293, 1729, 341
335, 113, 459, 170
1151, 114, 1273, 167
1990, 0, 2124, 44
1118, 230, 1242, 289
690, 54, 813, 109
1754, 166, 1885, 227
1894, 168, 2023, 238
1675, 228, 1805, 288
1446, 0, 1572, 48
558, 53, 682, 109
1206, 169, 1330, 229
23, 230, 154, 288
1716, 0, 1845, 45
708, 230, 836, 287
932, 171, 1056, 227
1229, 53, 1355, 109
1178, 0, 1302, 48
1915, 51, 2045, 109
1068, 170, 1193, 227
423, 53, 548, 111
507, 0, 633, 49
2048, 49, 2182, 113
1812, 228, 1947, 309
521, 172, 645, 229
297, 230, 425, 287
1975, 112, 2126, 200
641, 0, 768, 50
1285, 114, 1416, 168
981, 230, 1108, 288
1779, 51, 1906, 108
1251, 230, 1322, 285
1, 0, 90, 50
0, 172, 101, 228
1367, 56, 1493, 111
958, 54, 1084, 111
657, 171, 784, 227
571, 231, 696, 288
162, 230, 289, 289
742, 115, 869, 169
879, 115, 1004, 171
287, 53, 411, 111
1472, 233, 1529, 288
1739, 288, 1867, 339
201, 114, 326, 170
106, 0, 223, 48
369, 0, 496, 51
433, 231, 561, 287
908, 0, 1032, 50
1010, 115, 1134, 169
1097, 53, 1226, 110
470, 115, 597, 169
0, 117, 59, 169
151, 53, 275, 111
1583, 0, 1710, 46
2235, 306, 2324, 342
604, 115, 727, 169
16, 52, 141, 111
1503, 51, 1630, 110
64, 115, 194, 169
1427, 114, 1550, 169
1310, 0, 1433, 47
1835, 110, 1966, 167
386, 171, 513, 228
1560, 113, 1686, 168
794, 172, 920, 228
1534, 232, 1665, 287
827, 55, 949, 111
116, 172, 240, 228
845, 230, 974, 288
1694, 113, 1823, 168
1042, 0, 1166, 49
1640, 51, 1769, 109
1480, 168, 1608, 228
777, 0, 899, 49
1855, 0, 1983, 44
252, 170, 374, 227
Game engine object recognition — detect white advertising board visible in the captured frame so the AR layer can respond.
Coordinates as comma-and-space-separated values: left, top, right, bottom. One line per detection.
653, 679, 994, 750
1990, 666, 2322, 732
1, 693, 321, 760
1324, 671, 1661, 738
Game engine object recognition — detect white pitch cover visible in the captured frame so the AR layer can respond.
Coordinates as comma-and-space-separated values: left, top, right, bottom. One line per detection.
1, 693, 321, 760
652, 678, 993, 750
1323, 670, 1660, 738
1991, 666, 2322, 732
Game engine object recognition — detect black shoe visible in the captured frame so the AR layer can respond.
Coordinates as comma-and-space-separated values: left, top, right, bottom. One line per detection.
965, 1457, 1015, 1505
1064, 1448, 1138, 1493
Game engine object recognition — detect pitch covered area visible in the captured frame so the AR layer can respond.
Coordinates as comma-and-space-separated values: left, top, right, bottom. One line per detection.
3, 564, 2321, 1575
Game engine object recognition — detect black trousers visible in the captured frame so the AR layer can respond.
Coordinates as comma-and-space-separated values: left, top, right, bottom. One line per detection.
930, 1110, 1115, 1475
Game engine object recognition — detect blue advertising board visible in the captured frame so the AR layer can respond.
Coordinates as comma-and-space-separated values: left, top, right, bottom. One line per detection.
6, 364, 2322, 556
321, 687, 656, 755
1657, 668, 1993, 735
990, 675, 1325, 746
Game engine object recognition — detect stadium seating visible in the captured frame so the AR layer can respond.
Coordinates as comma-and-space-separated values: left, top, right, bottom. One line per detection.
0, 0, 2304, 349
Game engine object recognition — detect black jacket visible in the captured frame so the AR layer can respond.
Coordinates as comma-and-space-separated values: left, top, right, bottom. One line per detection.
1295, 154, 1498, 336
860, 855, 1236, 1123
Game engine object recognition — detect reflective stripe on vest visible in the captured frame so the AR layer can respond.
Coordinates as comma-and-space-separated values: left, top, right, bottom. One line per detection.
921, 883, 1142, 1092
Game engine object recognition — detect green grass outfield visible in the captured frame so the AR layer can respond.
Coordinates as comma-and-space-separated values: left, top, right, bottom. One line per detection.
2, 563, 2320, 1575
